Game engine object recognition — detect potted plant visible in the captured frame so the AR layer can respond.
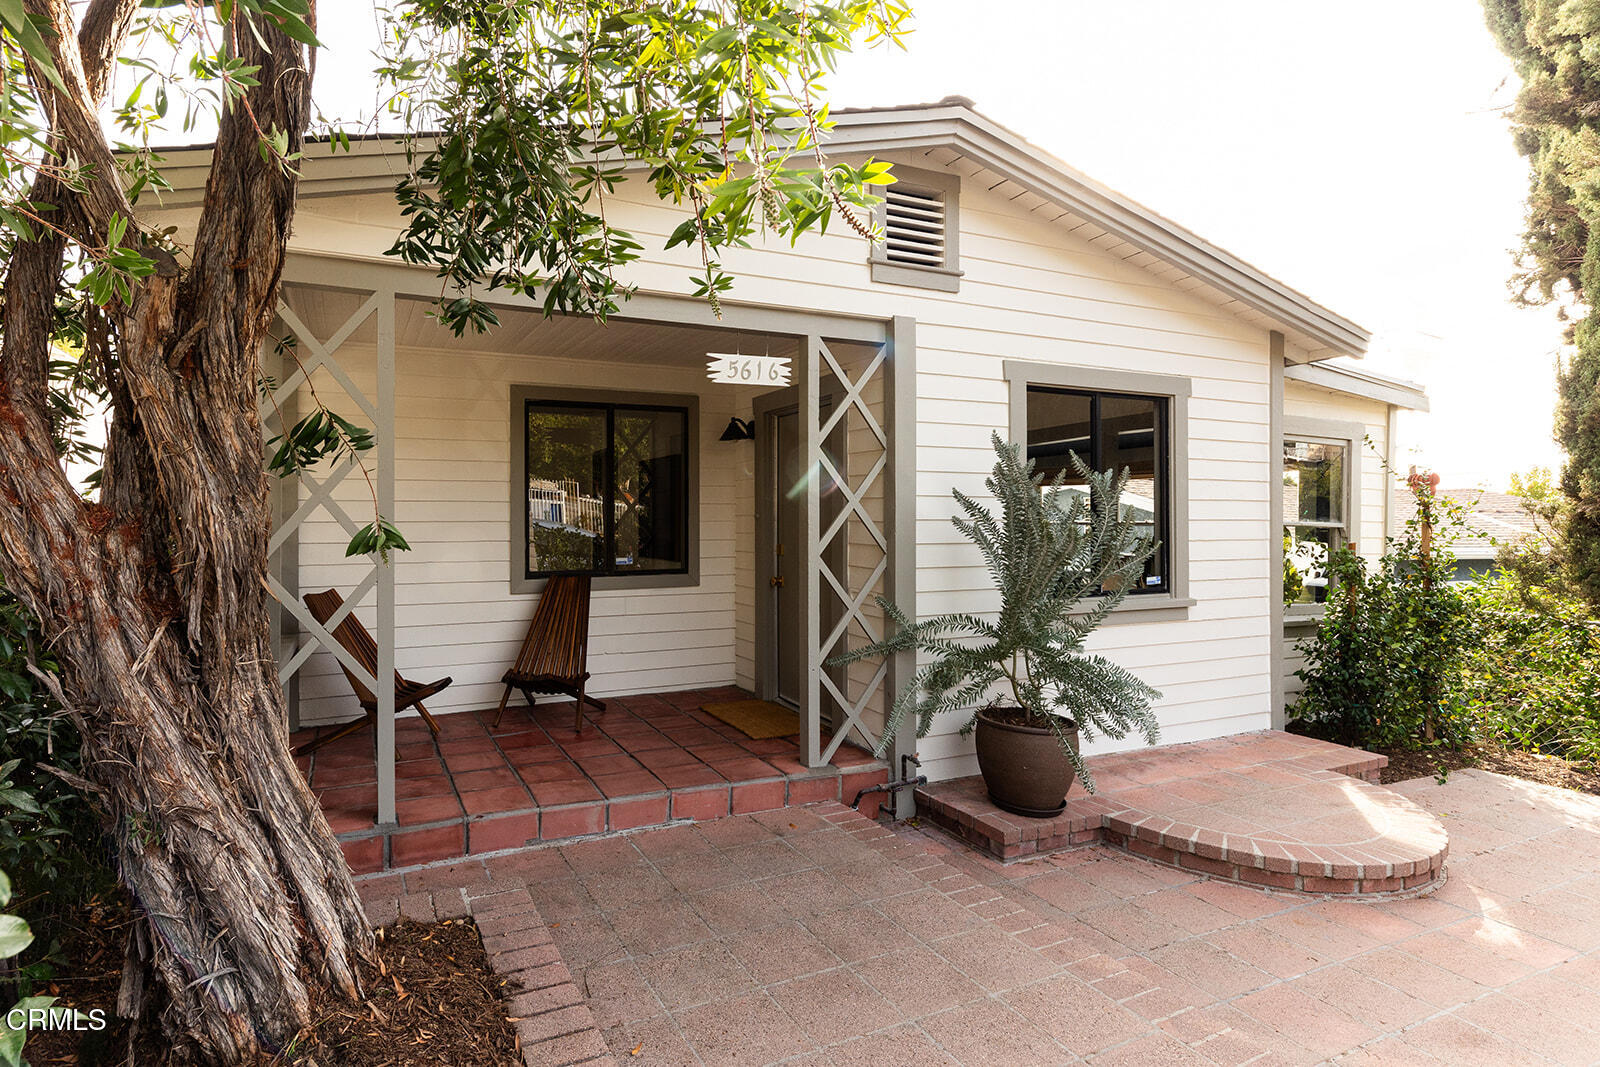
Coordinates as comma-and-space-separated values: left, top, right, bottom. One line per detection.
832, 432, 1162, 815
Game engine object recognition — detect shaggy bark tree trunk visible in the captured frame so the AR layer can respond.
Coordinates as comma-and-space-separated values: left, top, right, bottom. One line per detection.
0, 2, 373, 1062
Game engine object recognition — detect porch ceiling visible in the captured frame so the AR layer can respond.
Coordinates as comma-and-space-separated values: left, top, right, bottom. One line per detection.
280, 283, 801, 369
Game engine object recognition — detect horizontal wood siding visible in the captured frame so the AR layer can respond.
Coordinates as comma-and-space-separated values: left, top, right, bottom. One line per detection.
177, 151, 1358, 775
281, 341, 762, 726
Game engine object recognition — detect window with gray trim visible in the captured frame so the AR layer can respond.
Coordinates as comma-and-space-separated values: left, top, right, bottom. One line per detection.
1283, 438, 1350, 605
1004, 360, 1191, 614
1026, 386, 1170, 594
523, 398, 689, 579
1280, 415, 1361, 613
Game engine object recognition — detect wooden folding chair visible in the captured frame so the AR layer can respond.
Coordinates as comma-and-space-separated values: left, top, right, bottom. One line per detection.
295, 588, 451, 756
494, 574, 606, 732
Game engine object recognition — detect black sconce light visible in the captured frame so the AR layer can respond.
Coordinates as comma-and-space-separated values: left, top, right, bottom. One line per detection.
719, 416, 755, 442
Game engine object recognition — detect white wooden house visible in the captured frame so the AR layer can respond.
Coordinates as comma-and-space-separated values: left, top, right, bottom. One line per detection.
151, 99, 1426, 821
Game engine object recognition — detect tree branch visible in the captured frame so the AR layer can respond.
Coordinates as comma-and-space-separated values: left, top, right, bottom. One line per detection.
23, 0, 135, 242
77, 0, 142, 103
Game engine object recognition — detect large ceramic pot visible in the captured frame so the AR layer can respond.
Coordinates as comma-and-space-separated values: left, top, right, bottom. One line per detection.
974, 707, 1080, 817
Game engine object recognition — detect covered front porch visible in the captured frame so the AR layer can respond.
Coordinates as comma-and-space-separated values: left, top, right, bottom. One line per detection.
264, 255, 916, 851
294, 686, 888, 873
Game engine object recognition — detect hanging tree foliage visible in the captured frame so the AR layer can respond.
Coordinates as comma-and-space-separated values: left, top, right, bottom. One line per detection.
1483, 0, 1600, 603
0, 1, 907, 1062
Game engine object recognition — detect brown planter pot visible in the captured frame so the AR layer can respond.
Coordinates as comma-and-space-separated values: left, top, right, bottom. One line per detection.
974, 707, 1080, 818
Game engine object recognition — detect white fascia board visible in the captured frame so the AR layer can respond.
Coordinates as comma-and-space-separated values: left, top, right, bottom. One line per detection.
1284, 361, 1429, 411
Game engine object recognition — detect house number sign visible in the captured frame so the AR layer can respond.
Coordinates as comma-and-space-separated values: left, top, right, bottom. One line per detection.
706, 353, 791, 386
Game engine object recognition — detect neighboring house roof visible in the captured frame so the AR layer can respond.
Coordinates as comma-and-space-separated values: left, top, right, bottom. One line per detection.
1391, 488, 1544, 560
1284, 358, 1429, 411
147, 99, 1370, 362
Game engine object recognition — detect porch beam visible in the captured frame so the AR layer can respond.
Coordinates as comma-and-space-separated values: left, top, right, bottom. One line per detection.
280, 253, 888, 345
885, 316, 918, 815
802, 334, 823, 767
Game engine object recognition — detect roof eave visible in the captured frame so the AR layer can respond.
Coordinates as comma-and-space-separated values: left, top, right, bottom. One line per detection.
822, 106, 1370, 359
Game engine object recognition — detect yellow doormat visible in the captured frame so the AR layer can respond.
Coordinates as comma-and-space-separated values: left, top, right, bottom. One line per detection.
701, 699, 800, 740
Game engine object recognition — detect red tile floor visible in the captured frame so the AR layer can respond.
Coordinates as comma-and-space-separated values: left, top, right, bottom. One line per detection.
290, 686, 888, 872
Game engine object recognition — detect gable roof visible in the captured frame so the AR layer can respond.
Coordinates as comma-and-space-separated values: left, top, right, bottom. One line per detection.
822, 99, 1370, 361
148, 99, 1370, 359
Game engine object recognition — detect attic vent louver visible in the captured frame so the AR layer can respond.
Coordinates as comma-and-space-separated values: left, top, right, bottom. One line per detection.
883, 187, 947, 268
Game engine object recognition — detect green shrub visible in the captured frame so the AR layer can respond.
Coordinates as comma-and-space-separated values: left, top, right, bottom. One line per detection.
0, 585, 107, 1008
1292, 474, 1474, 750
1455, 568, 1600, 763
0, 589, 99, 892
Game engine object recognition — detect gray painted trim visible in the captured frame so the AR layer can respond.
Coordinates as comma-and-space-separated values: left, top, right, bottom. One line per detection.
886, 316, 918, 816
1285, 361, 1429, 411
751, 388, 787, 704
801, 336, 822, 767
750, 382, 847, 713
264, 335, 302, 731
508, 384, 701, 594
870, 165, 963, 293
1385, 405, 1401, 545
1003, 359, 1191, 614
1269, 334, 1286, 730
1283, 413, 1365, 554
376, 290, 398, 829
282, 254, 888, 345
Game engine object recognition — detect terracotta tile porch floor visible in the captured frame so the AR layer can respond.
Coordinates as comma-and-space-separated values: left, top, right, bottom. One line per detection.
917, 731, 1449, 897
290, 686, 888, 873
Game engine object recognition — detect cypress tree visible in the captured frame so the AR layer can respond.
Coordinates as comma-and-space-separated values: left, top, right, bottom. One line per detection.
1483, 0, 1600, 602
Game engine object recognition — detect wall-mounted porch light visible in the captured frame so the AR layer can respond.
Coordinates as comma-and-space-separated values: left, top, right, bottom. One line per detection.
719, 416, 755, 442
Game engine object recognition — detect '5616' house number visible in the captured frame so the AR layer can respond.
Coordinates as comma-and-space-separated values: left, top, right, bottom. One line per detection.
705, 354, 792, 386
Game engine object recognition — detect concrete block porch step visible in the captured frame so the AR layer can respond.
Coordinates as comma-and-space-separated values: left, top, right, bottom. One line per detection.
915, 730, 1448, 897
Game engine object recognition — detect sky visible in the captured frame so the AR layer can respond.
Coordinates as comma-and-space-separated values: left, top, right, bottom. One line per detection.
308, 1, 1566, 489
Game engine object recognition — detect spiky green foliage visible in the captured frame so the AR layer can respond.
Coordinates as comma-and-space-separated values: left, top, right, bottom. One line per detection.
831, 433, 1162, 793
1482, 1, 1600, 604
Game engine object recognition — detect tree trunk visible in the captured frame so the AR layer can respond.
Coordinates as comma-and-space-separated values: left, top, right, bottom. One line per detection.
0, 3, 374, 1062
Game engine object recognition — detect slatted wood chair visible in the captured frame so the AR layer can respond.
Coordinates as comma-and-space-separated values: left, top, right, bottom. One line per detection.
295, 588, 451, 756
493, 574, 606, 732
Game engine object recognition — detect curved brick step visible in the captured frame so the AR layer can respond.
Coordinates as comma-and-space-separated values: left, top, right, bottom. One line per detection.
915, 730, 1449, 897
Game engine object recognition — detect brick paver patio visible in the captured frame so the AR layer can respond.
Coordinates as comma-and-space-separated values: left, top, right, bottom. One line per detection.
358, 768, 1600, 1064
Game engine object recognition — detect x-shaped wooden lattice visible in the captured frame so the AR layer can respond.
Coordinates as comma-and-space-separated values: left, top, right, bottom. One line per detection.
812, 338, 891, 762
261, 294, 386, 696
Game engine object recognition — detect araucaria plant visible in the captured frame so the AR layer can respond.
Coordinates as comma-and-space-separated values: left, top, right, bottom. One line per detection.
833, 432, 1162, 792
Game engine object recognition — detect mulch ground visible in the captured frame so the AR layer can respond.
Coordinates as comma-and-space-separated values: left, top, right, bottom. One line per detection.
20, 908, 519, 1066
293, 918, 519, 1067
1374, 741, 1600, 796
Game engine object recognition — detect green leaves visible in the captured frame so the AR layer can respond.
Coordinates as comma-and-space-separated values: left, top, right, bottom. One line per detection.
378, 1, 910, 327
830, 433, 1162, 791
0, 0, 63, 90
266, 409, 374, 476
346, 518, 411, 563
